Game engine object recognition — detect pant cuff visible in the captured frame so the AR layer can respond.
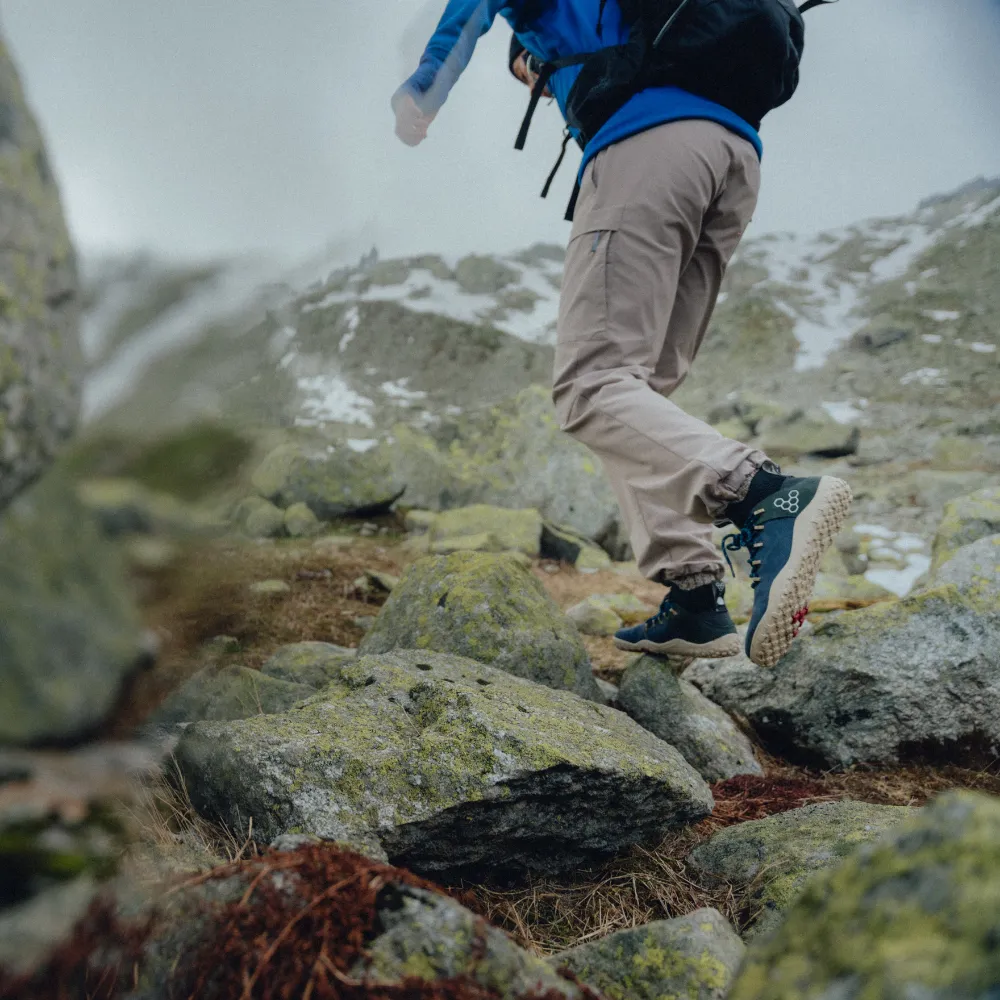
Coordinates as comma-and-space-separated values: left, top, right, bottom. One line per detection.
656, 566, 726, 589
706, 449, 769, 520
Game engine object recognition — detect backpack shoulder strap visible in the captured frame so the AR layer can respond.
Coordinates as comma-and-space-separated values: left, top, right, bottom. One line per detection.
798, 0, 839, 13
514, 53, 589, 150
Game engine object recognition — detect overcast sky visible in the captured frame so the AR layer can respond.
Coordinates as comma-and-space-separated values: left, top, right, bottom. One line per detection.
3, 1, 999, 263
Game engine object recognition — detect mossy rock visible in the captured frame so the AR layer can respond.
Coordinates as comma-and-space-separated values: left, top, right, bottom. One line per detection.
757, 409, 860, 459
358, 551, 601, 701
811, 573, 894, 603
930, 534, 1000, 604
566, 597, 623, 637
360, 885, 576, 998
251, 441, 403, 520
244, 499, 285, 538
428, 504, 542, 558
931, 487, 1000, 570
0, 472, 148, 745
146, 665, 312, 730
618, 656, 762, 783
0, 37, 82, 511
76, 477, 222, 538
283, 501, 321, 538
542, 520, 612, 569
690, 800, 915, 938
551, 908, 745, 1000
729, 792, 1000, 998
686, 584, 1000, 770
174, 649, 713, 880
259, 641, 356, 688
453, 255, 519, 294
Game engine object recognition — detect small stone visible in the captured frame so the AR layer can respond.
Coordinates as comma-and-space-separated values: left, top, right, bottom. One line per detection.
284, 502, 322, 538
249, 579, 291, 596
244, 501, 286, 539
261, 642, 356, 688
566, 597, 624, 637
365, 569, 400, 593
360, 523, 378, 537
270, 833, 321, 853
352, 615, 377, 633
404, 509, 438, 535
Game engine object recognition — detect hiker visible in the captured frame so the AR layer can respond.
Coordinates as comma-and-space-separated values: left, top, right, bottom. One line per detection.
393, 0, 851, 668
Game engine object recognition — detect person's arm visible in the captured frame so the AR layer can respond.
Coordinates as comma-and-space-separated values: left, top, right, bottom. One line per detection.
393, 0, 509, 145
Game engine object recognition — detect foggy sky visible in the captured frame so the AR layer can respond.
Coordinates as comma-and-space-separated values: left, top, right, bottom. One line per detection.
3, 0, 1000, 263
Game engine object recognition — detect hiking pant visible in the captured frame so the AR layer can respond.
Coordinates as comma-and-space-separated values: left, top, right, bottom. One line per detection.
553, 119, 767, 587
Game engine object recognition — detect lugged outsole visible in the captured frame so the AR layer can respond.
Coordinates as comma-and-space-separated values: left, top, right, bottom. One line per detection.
613, 633, 742, 659
748, 477, 854, 668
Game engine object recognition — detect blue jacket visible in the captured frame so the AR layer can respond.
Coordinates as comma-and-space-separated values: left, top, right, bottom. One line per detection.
397, 0, 763, 181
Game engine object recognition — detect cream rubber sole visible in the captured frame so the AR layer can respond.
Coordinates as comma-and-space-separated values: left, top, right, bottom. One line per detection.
748, 476, 854, 668
613, 633, 742, 658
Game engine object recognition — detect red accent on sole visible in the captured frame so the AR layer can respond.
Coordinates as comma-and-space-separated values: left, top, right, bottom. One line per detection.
791, 605, 810, 638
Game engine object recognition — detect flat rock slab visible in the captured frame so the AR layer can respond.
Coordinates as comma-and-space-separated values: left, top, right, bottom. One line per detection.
688, 800, 915, 937
259, 642, 356, 688
618, 656, 762, 783
359, 551, 601, 701
551, 908, 745, 1000
686, 584, 1000, 770
729, 792, 1000, 998
174, 650, 712, 880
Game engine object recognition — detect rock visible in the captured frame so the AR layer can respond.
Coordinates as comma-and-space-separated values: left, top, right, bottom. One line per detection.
594, 678, 619, 705
850, 321, 911, 351
0, 39, 82, 511
541, 521, 613, 569
359, 884, 576, 998
594, 593, 656, 619
908, 470, 996, 514
352, 614, 377, 633
454, 254, 519, 294
404, 509, 438, 534
728, 792, 1000, 998
810, 573, 894, 603
385, 387, 619, 540
689, 800, 915, 938
566, 596, 623, 636
251, 441, 403, 520
146, 665, 312, 730
757, 409, 860, 459
930, 534, 1000, 602
0, 474, 149, 745
359, 551, 601, 701
174, 649, 713, 879
259, 641, 356, 688
551, 908, 745, 1000
686, 584, 1000, 770
283, 501, 321, 538
125, 536, 181, 572
244, 499, 286, 538
364, 569, 399, 593
429, 504, 542, 558
617, 656, 762, 783
248, 579, 290, 596
77, 477, 220, 538
931, 486, 1000, 569
202, 635, 240, 655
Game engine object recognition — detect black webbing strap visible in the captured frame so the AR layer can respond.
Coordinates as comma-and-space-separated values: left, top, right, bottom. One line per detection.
798, 0, 839, 12
564, 181, 581, 222
541, 130, 573, 198
515, 63, 558, 150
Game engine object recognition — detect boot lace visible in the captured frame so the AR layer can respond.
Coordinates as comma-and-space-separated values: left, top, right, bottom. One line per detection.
722, 510, 766, 588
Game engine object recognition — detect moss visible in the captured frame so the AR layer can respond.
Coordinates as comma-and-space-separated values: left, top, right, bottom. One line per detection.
729, 793, 1000, 998
931, 487, 1000, 570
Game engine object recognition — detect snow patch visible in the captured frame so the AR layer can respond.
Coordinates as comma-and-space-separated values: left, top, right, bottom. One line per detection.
339, 306, 360, 353
296, 374, 374, 427
821, 400, 865, 425
381, 379, 428, 403
900, 368, 947, 387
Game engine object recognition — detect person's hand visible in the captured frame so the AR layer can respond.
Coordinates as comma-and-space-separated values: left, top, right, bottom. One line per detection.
393, 92, 436, 147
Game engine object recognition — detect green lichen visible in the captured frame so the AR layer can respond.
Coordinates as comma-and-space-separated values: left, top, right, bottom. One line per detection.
931, 487, 1000, 570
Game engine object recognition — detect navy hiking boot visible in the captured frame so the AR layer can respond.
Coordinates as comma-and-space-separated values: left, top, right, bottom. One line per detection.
613, 582, 740, 658
724, 475, 853, 668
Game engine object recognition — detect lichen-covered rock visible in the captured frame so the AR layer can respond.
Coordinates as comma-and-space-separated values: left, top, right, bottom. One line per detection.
244, 498, 285, 538
929, 534, 1000, 603
0, 474, 149, 745
146, 665, 312, 730
931, 487, 1000, 570
283, 501, 321, 538
811, 573, 894, 603
689, 801, 914, 938
359, 885, 577, 998
174, 649, 713, 879
728, 792, 1000, 998
454, 254, 519, 294
359, 551, 601, 701
0, 39, 82, 511
77, 477, 221, 538
259, 641, 356, 688
686, 585, 1000, 769
566, 597, 623, 637
617, 656, 762, 783
757, 409, 860, 459
551, 909, 745, 1000
541, 521, 613, 569
428, 504, 542, 558
251, 441, 403, 519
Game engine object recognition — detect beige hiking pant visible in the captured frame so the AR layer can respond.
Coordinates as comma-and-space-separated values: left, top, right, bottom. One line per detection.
553, 119, 768, 587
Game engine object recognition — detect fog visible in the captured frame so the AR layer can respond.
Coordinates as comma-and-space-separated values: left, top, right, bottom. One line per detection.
3, 0, 999, 262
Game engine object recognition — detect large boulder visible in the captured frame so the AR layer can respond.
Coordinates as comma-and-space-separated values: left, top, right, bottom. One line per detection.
0, 474, 149, 746
551, 909, 745, 1000
756, 409, 860, 459
617, 656, 762, 783
359, 551, 601, 701
428, 504, 543, 557
251, 441, 403, 519
685, 582, 1000, 770
0, 39, 82, 510
728, 792, 1000, 998
688, 800, 915, 938
384, 386, 619, 540
146, 665, 312, 730
931, 486, 1000, 569
174, 649, 713, 879
930, 533, 1000, 601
